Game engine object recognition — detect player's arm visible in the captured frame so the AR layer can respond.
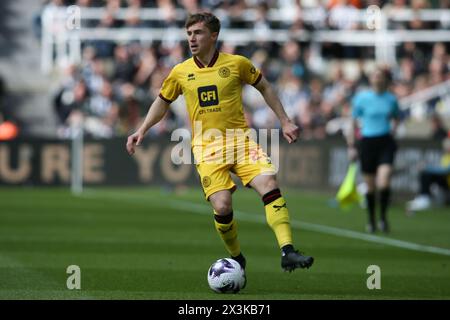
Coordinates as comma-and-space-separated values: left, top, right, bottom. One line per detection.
254, 76, 299, 144
126, 96, 169, 155
346, 118, 359, 162
391, 118, 399, 137
390, 97, 401, 137
346, 93, 361, 162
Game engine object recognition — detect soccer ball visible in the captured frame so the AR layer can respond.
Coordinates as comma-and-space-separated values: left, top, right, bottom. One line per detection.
207, 258, 246, 293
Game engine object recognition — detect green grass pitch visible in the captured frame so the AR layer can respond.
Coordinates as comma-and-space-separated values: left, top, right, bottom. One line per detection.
0, 186, 449, 299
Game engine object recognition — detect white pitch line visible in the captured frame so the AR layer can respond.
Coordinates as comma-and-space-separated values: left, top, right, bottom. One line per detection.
84, 190, 450, 257
169, 199, 450, 257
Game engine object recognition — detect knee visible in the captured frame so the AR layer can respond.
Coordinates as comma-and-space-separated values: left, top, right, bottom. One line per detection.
377, 180, 390, 190
263, 177, 279, 194
213, 198, 232, 215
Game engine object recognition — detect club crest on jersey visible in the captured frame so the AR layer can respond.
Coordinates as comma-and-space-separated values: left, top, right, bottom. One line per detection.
202, 176, 211, 188
218, 67, 230, 78
198, 85, 219, 107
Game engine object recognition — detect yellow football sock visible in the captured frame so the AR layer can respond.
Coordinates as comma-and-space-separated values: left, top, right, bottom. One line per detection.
264, 192, 293, 248
214, 211, 241, 257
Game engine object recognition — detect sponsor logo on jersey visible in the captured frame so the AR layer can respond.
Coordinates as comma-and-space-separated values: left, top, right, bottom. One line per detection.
198, 85, 219, 107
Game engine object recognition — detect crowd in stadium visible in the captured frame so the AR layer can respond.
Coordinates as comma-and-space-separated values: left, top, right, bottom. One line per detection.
35, 0, 450, 139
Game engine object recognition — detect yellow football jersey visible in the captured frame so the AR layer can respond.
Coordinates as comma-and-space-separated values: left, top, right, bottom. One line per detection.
159, 51, 262, 149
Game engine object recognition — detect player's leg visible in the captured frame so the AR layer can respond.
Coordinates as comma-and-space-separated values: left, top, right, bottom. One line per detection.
248, 174, 314, 271
208, 189, 245, 268
419, 170, 450, 198
375, 136, 397, 233
359, 137, 378, 233
196, 161, 246, 269
363, 174, 377, 233
407, 170, 448, 211
248, 174, 291, 248
376, 164, 393, 233
232, 137, 312, 271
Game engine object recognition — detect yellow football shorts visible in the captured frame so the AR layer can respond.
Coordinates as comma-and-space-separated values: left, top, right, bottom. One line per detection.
195, 139, 276, 200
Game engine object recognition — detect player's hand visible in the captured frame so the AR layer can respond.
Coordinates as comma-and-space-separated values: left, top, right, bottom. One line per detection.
347, 146, 358, 162
126, 130, 144, 155
281, 119, 299, 144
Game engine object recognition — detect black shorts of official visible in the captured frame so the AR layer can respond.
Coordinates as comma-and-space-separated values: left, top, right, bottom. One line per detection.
358, 134, 397, 174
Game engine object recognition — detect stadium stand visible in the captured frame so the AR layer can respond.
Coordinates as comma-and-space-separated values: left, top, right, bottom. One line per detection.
1, 0, 449, 139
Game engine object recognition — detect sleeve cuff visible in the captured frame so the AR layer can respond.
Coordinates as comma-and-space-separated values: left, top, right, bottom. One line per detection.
158, 93, 173, 104
252, 73, 262, 86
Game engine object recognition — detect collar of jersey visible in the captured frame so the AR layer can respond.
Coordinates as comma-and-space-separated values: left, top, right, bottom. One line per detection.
193, 50, 219, 69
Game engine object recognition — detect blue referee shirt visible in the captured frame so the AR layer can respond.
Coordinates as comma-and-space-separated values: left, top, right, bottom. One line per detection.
351, 90, 400, 138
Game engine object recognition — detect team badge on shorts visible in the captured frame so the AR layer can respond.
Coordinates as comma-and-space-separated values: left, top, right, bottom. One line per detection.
202, 176, 212, 188
218, 67, 230, 78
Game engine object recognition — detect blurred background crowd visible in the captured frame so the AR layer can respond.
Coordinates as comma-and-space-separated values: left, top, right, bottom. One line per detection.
0, 0, 449, 141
